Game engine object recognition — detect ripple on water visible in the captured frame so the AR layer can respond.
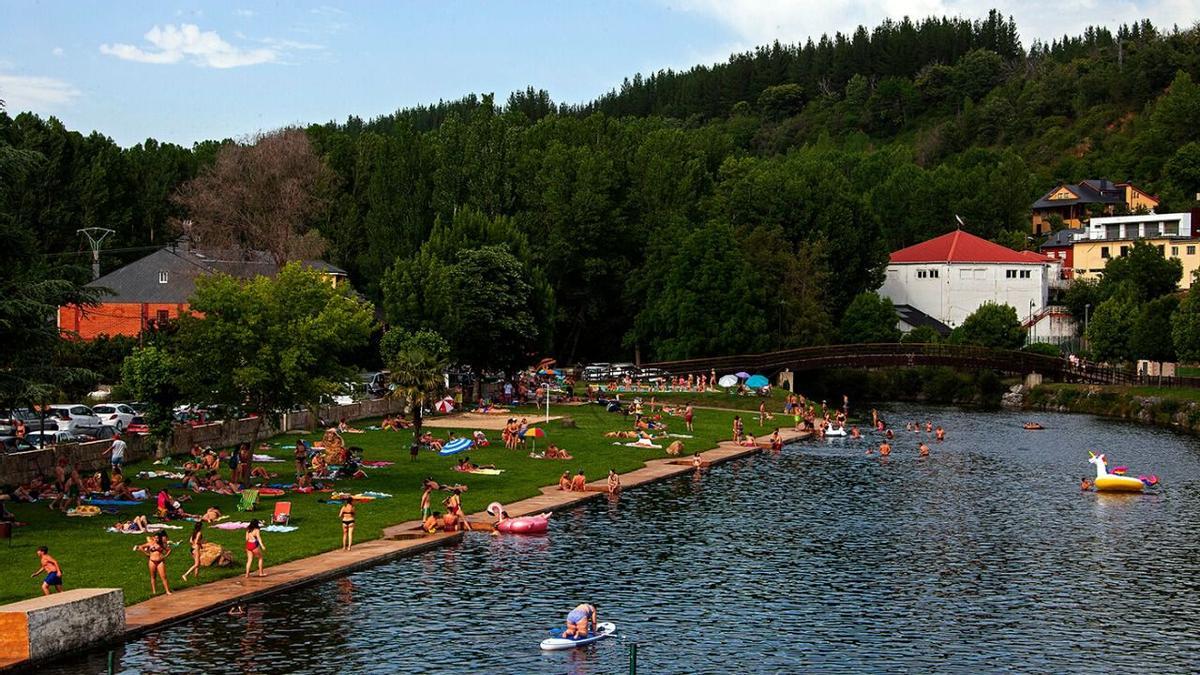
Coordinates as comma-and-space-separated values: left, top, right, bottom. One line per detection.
40, 404, 1200, 674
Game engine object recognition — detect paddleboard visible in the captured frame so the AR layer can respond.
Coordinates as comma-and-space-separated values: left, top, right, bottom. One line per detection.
540, 622, 616, 651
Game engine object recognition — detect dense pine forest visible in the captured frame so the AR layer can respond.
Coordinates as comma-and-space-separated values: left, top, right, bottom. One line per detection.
4, 11, 1200, 364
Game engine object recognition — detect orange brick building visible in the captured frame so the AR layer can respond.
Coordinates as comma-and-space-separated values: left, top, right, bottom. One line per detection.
58, 240, 348, 340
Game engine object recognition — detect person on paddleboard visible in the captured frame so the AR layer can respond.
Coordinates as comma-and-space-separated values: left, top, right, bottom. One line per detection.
563, 603, 598, 639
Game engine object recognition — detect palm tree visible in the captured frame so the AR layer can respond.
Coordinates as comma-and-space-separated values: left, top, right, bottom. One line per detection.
387, 344, 448, 450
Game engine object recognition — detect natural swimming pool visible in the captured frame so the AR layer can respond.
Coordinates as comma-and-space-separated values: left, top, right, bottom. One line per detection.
46, 404, 1200, 673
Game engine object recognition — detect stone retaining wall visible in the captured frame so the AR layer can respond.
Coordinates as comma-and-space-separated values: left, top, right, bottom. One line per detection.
0, 398, 406, 486
0, 589, 125, 664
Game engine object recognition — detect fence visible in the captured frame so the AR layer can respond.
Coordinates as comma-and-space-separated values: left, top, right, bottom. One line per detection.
0, 397, 407, 487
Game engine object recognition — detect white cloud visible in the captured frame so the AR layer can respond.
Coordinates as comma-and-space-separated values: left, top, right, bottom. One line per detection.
672, 0, 1200, 49
0, 73, 80, 110
51, 47, 64, 57
100, 24, 277, 68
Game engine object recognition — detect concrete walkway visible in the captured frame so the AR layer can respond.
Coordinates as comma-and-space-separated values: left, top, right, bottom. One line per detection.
1, 426, 810, 673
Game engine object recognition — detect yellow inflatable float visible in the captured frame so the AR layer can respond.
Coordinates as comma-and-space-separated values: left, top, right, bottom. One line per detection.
1088, 452, 1151, 492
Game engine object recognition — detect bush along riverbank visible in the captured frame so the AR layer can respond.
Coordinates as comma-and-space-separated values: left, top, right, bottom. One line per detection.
1025, 383, 1200, 432
804, 367, 1010, 408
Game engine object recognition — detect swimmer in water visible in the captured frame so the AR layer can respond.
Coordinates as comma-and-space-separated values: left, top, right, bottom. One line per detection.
879, 441, 892, 457
918, 442, 930, 457
1080, 477, 1093, 491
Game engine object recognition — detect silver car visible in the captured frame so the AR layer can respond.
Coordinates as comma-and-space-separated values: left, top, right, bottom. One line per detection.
47, 404, 102, 433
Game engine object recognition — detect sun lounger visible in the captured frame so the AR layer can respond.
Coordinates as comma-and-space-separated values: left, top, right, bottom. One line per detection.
236, 489, 259, 512
272, 501, 291, 525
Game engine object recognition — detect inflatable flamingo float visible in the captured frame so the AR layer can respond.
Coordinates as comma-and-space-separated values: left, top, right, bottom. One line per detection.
487, 502, 551, 534
1088, 451, 1157, 492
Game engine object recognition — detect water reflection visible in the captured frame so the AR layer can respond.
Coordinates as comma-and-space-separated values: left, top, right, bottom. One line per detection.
44, 405, 1200, 674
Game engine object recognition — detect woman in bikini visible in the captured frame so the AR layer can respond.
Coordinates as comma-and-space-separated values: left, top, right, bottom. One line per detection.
245, 520, 266, 578
182, 521, 205, 582
339, 497, 356, 551
135, 531, 172, 595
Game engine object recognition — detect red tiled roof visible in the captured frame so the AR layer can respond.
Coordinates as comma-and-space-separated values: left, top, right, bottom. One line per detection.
1018, 250, 1051, 262
889, 230, 1040, 264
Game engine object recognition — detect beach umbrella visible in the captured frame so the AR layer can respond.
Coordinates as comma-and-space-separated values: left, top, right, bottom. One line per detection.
435, 397, 455, 414
718, 374, 739, 388
440, 438, 474, 456
746, 374, 769, 388
735, 371, 751, 379
524, 427, 546, 451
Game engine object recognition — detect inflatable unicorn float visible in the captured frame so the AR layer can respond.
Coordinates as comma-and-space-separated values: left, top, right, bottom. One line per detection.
486, 502, 551, 534
1087, 451, 1158, 493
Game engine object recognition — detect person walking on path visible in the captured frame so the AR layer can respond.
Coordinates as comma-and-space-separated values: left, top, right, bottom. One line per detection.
31, 546, 63, 595
339, 497, 356, 551
684, 403, 694, 432
181, 521, 205, 582
245, 520, 266, 578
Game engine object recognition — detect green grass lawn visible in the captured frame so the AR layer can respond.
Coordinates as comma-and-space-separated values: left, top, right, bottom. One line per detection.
1039, 382, 1200, 402
0, 401, 779, 607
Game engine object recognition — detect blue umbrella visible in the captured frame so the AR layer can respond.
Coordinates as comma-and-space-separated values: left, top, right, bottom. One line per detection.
439, 438, 474, 456
746, 374, 769, 388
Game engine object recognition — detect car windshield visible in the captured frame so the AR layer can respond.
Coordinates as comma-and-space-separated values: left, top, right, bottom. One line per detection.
93, 405, 114, 413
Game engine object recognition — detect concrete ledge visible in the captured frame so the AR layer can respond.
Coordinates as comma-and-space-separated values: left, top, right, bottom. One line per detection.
0, 588, 124, 664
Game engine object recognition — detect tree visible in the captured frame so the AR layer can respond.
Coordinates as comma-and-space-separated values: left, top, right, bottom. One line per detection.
121, 346, 180, 456
901, 325, 942, 344
1099, 241, 1182, 302
174, 264, 375, 433
379, 328, 449, 449
951, 302, 1024, 350
1173, 282, 1200, 362
1061, 278, 1102, 324
173, 128, 334, 265
1130, 295, 1179, 363
1086, 293, 1138, 363
442, 245, 540, 379
838, 292, 900, 343
758, 84, 806, 120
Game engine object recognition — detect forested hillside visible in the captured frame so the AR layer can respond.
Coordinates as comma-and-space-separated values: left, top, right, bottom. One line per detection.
4, 11, 1200, 363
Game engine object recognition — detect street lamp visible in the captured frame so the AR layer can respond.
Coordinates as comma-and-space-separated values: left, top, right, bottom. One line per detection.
1029, 299, 1036, 344
1084, 303, 1091, 351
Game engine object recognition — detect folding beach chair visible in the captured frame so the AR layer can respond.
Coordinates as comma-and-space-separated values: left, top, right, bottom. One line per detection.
236, 489, 259, 512
272, 501, 291, 525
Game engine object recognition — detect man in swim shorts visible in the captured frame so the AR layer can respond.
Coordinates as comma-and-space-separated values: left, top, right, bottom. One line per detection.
31, 546, 63, 595
563, 603, 598, 639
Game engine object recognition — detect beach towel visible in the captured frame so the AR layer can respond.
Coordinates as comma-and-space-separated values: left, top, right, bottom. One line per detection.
360, 491, 393, 498
214, 521, 252, 530
625, 441, 662, 449
252, 454, 285, 463
106, 523, 182, 534
667, 434, 694, 438
467, 468, 504, 475
261, 524, 297, 533
359, 461, 394, 468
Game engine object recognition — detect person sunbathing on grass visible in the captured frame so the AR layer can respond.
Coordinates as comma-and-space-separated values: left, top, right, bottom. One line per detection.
558, 471, 572, 491
200, 507, 223, 523
114, 514, 150, 533
545, 445, 573, 460
250, 466, 276, 480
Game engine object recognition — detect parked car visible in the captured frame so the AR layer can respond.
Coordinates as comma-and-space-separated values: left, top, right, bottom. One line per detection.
24, 430, 85, 447
74, 425, 118, 442
0, 436, 36, 453
46, 404, 102, 433
582, 363, 611, 382
92, 403, 138, 430
635, 367, 670, 383
0, 409, 58, 435
603, 363, 638, 380
125, 416, 150, 434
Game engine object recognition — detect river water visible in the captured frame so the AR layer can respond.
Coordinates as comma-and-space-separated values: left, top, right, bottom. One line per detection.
46, 405, 1200, 674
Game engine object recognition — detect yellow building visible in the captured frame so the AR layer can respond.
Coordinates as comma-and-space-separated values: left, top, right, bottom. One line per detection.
1031, 179, 1159, 235
1070, 212, 1199, 289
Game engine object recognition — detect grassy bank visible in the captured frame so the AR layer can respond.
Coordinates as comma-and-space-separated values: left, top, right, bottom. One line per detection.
1027, 383, 1200, 430
0, 400, 791, 607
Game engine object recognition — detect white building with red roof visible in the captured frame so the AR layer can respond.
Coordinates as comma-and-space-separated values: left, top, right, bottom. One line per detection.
880, 229, 1052, 331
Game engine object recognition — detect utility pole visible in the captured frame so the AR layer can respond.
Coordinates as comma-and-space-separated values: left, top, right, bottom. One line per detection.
78, 227, 115, 281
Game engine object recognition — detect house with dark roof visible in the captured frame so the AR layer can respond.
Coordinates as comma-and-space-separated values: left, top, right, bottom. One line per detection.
879, 229, 1052, 330
1039, 228, 1084, 280
58, 240, 348, 340
1030, 179, 1158, 234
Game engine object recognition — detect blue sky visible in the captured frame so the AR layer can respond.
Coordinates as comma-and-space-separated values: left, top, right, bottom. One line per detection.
1, 1, 1196, 146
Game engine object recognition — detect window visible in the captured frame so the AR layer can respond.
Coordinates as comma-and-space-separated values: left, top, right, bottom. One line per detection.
1189, 246, 1196, 256
1101, 247, 1110, 259
1158, 245, 1166, 255
959, 269, 973, 280
1120, 246, 1129, 257
1006, 269, 1017, 279
1173, 246, 1179, 256
917, 270, 927, 279
929, 269, 939, 278
1020, 270, 1031, 279
158, 270, 169, 284
156, 309, 169, 323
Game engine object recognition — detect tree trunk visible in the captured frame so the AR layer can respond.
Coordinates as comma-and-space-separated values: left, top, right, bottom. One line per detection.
412, 394, 423, 449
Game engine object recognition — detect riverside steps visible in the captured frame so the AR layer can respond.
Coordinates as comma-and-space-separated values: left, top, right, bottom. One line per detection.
0, 426, 809, 673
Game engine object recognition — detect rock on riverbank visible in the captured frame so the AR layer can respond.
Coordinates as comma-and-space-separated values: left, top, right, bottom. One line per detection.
1025, 384, 1200, 433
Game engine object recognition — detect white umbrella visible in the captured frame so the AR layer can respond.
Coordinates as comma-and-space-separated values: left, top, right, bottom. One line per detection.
718, 374, 738, 388
435, 397, 455, 414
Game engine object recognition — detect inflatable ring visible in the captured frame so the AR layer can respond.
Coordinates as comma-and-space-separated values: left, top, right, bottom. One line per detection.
68, 505, 101, 516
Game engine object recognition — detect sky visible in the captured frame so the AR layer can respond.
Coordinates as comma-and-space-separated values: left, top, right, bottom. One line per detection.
1, 1, 1197, 147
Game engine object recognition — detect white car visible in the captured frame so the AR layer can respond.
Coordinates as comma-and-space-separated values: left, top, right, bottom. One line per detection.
25, 430, 82, 447
92, 403, 138, 430
46, 404, 102, 433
